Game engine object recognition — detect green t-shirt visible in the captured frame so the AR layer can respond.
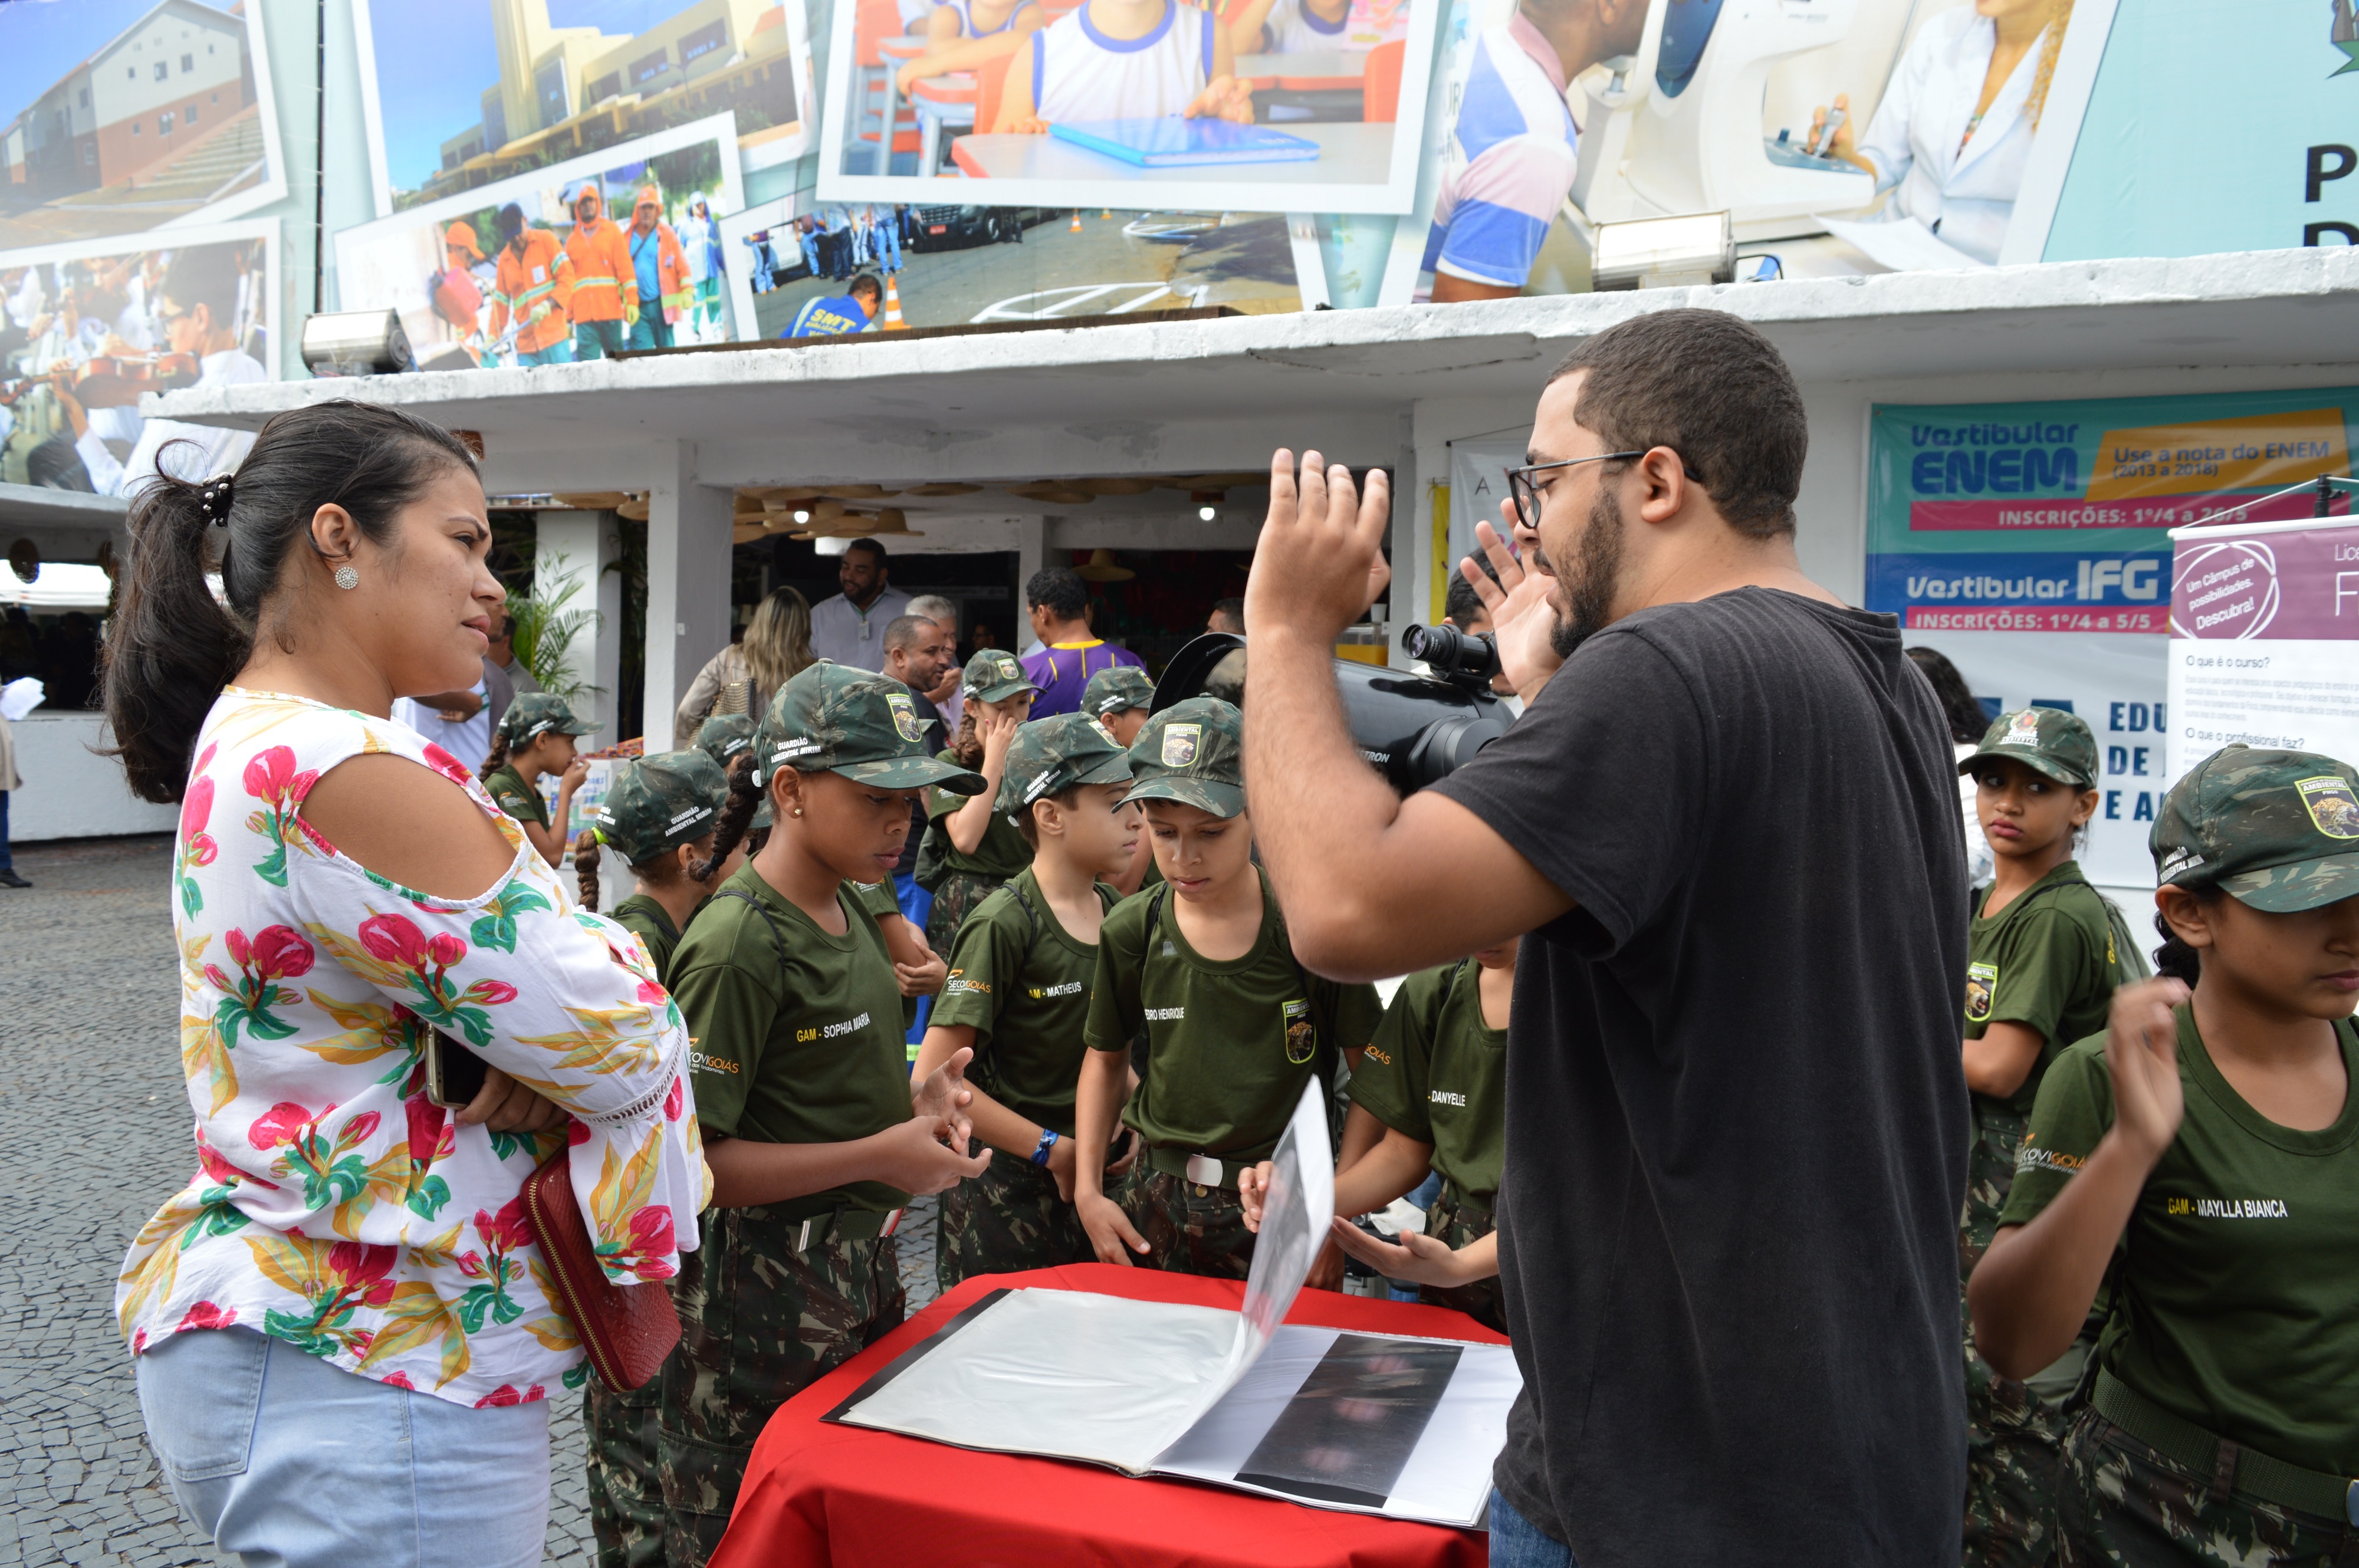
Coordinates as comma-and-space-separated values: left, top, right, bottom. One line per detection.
483, 764, 549, 831
1083, 870, 1384, 1159
609, 893, 684, 986
669, 864, 915, 1217
921, 748, 1031, 882
930, 867, 1118, 1136
1348, 960, 1507, 1203
1967, 862, 2134, 1120
1999, 1007, 2359, 1475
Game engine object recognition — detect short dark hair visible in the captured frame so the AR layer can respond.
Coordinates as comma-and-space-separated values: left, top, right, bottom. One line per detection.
1547, 309, 1806, 539
162, 244, 243, 323
1210, 596, 1245, 626
882, 613, 934, 651
849, 274, 883, 302
1027, 566, 1088, 620
1443, 570, 1492, 629
843, 537, 886, 565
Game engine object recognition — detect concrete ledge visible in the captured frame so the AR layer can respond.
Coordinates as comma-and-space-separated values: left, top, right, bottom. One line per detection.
149, 250, 2359, 449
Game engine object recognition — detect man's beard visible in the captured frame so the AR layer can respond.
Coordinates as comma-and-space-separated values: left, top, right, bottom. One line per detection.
1546, 482, 1625, 660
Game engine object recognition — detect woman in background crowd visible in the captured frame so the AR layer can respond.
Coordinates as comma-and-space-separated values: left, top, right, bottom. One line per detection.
673, 586, 815, 749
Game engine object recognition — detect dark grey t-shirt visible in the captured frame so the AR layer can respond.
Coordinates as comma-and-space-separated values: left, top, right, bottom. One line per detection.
1434, 588, 1967, 1568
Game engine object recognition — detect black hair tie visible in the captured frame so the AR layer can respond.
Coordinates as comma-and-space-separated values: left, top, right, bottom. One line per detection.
198, 475, 235, 525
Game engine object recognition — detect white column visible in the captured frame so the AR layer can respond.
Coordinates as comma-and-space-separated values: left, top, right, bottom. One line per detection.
645, 441, 735, 751
534, 508, 623, 747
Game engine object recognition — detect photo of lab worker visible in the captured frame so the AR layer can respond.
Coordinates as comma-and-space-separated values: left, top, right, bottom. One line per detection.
1809, 0, 2077, 265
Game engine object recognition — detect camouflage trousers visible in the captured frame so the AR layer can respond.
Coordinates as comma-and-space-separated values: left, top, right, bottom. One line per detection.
1962, 1099, 2093, 1568
585, 1372, 666, 1568
1114, 1165, 1256, 1280
656, 1207, 905, 1568
935, 1146, 1096, 1293
924, 870, 1005, 957
1418, 1188, 1504, 1334
2057, 1408, 2359, 1567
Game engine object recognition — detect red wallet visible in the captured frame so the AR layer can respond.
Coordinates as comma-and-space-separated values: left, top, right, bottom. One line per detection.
521, 1145, 681, 1391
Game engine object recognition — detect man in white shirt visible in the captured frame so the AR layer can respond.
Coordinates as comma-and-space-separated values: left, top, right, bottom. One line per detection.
808, 538, 911, 672
392, 679, 493, 774
54, 245, 265, 499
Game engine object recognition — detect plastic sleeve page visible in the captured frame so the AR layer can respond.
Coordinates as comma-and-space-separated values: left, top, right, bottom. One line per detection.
1212, 1080, 1336, 1399
830, 1288, 1247, 1475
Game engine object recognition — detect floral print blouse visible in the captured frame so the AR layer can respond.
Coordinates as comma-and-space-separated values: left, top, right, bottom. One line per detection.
116, 688, 709, 1408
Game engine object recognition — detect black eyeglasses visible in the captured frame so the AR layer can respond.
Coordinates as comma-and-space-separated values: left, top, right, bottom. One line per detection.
1506, 451, 1703, 527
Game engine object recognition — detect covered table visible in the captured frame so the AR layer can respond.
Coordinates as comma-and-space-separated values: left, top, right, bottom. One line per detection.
709, 1263, 1504, 1568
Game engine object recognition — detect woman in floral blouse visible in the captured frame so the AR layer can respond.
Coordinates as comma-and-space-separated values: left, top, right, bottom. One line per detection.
104, 401, 708, 1567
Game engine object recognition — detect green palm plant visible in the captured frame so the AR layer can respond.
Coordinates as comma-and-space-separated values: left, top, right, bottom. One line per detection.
506, 555, 603, 705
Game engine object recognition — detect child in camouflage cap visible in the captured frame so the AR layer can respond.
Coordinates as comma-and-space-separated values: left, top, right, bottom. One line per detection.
479, 692, 593, 866
1071, 696, 1384, 1280
1081, 663, 1155, 748
1971, 745, 2359, 1568
568, 745, 729, 1568
914, 711, 1143, 1290
1954, 708, 2152, 1568
656, 663, 991, 1567
916, 648, 1040, 958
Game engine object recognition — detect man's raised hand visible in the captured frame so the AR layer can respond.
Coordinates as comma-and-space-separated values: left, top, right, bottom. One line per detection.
1246, 449, 1392, 648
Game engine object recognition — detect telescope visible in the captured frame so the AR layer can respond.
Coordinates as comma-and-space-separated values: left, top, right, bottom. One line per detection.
1151, 630, 1509, 794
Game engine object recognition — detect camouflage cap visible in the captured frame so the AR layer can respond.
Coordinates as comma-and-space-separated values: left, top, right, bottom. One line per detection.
2152, 745, 2359, 912
1126, 695, 1244, 818
996, 712, 1133, 814
755, 662, 985, 794
694, 713, 757, 771
1960, 706, 2098, 789
496, 691, 591, 747
593, 751, 730, 865
962, 648, 1037, 704
1082, 665, 1155, 718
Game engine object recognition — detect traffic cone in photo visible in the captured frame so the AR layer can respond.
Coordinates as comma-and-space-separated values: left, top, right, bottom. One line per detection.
881, 272, 909, 330
1070, 210, 1083, 232
1102, 208, 1113, 219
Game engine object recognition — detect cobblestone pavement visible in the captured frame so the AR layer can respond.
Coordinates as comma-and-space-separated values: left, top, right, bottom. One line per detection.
0, 834, 942, 1567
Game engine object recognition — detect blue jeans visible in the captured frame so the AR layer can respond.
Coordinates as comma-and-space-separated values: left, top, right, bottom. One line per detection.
0, 788, 11, 870
515, 338, 575, 367
1490, 1488, 1578, 1567
879, 223, 902, 271
136, 1325, 550, 1567
573, 318, 626, 360
898, 870, 936, 1048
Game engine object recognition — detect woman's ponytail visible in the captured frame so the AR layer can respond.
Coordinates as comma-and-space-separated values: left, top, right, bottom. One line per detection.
101, 402, 480, 803
692, 755, 763, 882
574, 829, 603, 910
103, 460, 245, 801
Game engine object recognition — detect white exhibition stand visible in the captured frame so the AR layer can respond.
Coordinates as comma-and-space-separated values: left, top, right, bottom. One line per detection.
9, 711, 180, 842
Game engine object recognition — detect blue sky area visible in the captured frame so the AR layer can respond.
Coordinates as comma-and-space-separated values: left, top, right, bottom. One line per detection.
369, 0, 721, 193
0, 0, 241, 129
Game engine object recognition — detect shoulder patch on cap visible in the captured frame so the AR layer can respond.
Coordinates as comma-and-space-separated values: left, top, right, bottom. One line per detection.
887, 691, 924, 744
2298, 775, 2359, 840
2002, 712, 2041, 748
1161, 723, 1201, 768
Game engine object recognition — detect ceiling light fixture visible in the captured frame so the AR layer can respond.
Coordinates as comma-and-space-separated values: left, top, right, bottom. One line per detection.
793, 509, 810, 524
1198, 505, 1217, 521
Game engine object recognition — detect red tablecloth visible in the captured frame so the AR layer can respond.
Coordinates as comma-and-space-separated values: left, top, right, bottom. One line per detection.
710, 1264, 1506, 1568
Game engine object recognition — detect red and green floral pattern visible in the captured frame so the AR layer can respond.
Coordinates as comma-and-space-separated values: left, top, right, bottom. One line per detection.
118, 689, 708, 1406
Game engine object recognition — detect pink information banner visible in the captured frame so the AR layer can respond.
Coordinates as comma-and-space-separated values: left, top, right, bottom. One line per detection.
2169, 521, 2359, 641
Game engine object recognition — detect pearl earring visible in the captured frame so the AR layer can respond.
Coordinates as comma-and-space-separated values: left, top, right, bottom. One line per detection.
333, 565, 360, 591
791, 806, 804, 817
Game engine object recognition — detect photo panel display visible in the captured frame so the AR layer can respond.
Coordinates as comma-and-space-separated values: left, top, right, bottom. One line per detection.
0, 0, 288, 250
0, 218, 277, 496
1379, 0, 2112, 304
333, 113, 745, 370
351, 0, 814, 216
816, 0, 1440, 215
727, 199, 1306, 336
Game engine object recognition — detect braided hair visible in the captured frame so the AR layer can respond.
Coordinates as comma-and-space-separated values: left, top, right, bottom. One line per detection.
692, 754, 764, 882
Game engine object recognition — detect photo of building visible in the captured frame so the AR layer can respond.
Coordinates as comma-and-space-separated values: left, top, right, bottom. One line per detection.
357, 0, 814, 213
0, 0, 281, 249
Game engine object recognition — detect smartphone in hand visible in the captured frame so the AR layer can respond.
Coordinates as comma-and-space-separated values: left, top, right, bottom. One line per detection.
423, 1029, 489, 1110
